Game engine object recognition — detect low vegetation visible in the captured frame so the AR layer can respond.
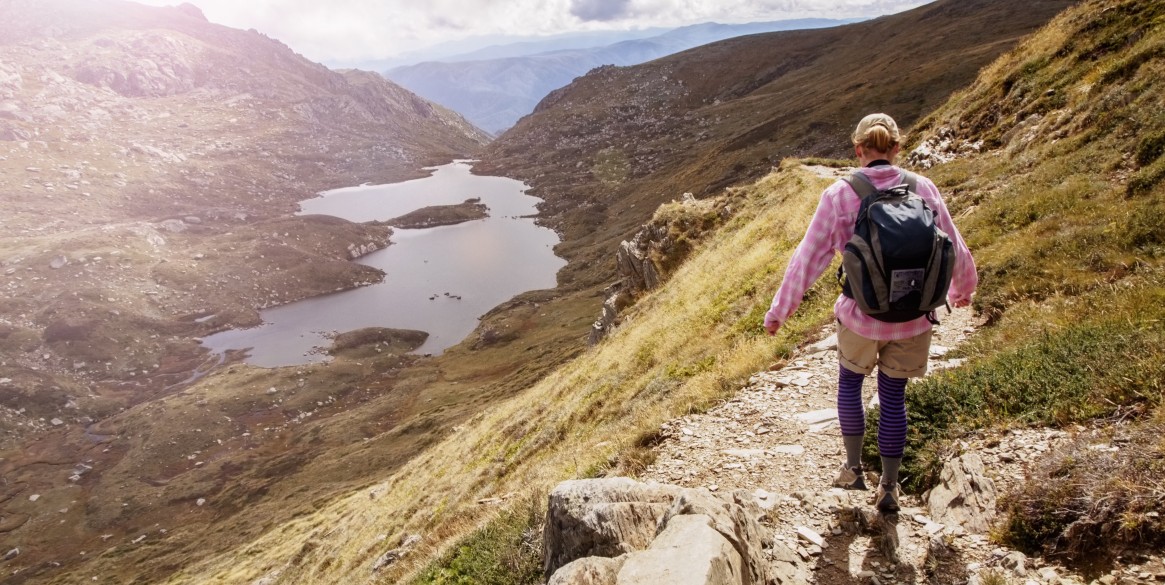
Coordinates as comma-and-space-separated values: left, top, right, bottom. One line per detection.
999, 414, 1165, 569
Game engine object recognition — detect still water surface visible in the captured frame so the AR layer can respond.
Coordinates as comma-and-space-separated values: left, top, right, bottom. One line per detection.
200, 161, 564, 367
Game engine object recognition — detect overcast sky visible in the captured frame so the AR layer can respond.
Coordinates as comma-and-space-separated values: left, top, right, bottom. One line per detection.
132, 0, 928, 64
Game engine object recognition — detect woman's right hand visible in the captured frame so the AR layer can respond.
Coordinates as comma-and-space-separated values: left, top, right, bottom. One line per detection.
763, 318, 780, 336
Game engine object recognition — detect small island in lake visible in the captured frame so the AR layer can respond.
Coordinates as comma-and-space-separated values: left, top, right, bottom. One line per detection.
382, 198, 489, 229
329, 327, 429, 358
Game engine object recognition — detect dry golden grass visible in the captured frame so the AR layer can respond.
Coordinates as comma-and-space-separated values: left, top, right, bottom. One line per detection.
159, 164, 839, 584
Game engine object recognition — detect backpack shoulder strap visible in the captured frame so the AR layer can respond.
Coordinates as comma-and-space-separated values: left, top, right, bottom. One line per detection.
900, 169, 918, 193
842, 171, 879, 199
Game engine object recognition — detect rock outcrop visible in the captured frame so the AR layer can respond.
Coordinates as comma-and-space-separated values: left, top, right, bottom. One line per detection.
544, 478, 684, 574
589, 194, 734, 345
544, 478, 792, 585
925, 452, 998, 533
588, 226, 668, 345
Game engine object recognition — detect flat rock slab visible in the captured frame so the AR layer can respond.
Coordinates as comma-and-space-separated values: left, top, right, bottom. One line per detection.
794, 409, 837, 425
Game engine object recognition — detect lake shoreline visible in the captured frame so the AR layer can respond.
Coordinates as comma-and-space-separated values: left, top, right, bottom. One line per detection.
201, 161, 565, 366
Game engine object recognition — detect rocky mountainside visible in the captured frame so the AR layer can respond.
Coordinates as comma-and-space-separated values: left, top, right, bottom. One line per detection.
478, 0, 1078, 294
5, 0, 1160, 582
385, 18, 858, 135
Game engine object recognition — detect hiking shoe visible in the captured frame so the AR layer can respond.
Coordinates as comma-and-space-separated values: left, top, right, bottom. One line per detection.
833, 463, 868, 490
875, 482, 901, 513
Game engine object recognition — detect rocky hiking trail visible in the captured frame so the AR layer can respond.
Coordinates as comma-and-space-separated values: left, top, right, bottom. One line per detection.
626, 306, 1163, 585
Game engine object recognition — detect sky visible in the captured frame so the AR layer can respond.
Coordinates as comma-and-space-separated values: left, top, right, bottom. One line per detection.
132, 0, 928, 65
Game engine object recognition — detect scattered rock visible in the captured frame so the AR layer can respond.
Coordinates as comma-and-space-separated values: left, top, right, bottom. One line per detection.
769, 445, 805, 457
371, 534, 421, 572
158, 219, 188, 233
795, 526, 825, 548
793, 409, 837, 426
1002, 550, 1028, 576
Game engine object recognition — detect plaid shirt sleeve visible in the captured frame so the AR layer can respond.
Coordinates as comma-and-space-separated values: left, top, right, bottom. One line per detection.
763, 183, 845, 328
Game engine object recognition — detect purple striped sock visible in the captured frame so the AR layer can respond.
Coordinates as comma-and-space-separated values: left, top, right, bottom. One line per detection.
837, 364, 866, 438
877, 370, 908, 459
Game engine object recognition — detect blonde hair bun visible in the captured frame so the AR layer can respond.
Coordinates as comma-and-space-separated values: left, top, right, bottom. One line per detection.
852, 113, 901, 153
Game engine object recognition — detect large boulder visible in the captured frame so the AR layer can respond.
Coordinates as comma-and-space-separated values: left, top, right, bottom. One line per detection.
616, 514, 743, 585
661, 488, 786, 585
545, 479, 798, 585
544, 478, 684, 577
926, 453, 998, 533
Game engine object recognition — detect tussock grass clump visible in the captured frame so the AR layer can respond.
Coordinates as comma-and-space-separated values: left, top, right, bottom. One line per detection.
999, 417, 1165, 569
409, 496, 544, 585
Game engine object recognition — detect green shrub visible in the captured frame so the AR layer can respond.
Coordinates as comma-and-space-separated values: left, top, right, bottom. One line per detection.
1135, 130, 1165, 166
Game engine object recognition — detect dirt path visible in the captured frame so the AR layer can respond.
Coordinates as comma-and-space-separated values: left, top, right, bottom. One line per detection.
637, 307, 1112, 584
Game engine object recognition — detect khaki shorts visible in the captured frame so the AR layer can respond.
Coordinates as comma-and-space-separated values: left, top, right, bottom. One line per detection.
836, 320, 933, 379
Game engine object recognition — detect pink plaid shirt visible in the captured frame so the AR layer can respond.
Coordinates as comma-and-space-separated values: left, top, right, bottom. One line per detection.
764, 165, 977, 340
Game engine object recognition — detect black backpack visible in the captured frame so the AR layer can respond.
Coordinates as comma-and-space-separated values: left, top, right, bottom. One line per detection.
837, 170, 954, 323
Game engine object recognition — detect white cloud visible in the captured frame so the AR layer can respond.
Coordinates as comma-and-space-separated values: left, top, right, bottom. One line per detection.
130, 0, 926, 63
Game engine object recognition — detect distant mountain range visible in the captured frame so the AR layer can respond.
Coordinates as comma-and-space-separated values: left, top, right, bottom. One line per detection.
385, 19, 862, 134
343, 27, 675, 70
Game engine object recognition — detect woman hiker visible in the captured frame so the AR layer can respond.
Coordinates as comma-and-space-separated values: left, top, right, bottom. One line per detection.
762, 113, 978, 513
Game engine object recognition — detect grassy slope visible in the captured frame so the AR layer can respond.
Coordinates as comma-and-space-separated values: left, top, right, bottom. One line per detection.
152, 0, 1164, 582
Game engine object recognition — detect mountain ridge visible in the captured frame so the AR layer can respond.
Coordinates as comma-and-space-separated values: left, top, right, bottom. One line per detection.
477, 0, 1079, 307
385, 18, 860, 134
